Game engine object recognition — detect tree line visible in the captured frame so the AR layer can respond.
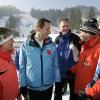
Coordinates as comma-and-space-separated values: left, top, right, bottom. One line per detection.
30, 6, 97, 30
0, 6, 21, 17
0, 5, 99, 31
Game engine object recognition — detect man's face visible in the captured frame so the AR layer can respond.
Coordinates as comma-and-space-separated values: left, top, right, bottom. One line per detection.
79, 31, 92, 42
39, 22, 51, 39
59, 21, 70, 34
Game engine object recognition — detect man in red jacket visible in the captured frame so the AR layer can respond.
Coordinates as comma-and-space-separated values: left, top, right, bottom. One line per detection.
78, 20, 100, 100
0, 27, 21, 100
71, 18, 100, 100
79, 71, 100, 100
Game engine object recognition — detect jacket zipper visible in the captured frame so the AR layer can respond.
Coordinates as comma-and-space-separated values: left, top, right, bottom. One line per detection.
40, 48, 43, 85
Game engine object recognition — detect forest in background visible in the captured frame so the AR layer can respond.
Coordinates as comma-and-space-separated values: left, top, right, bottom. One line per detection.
0, 5, 100, 30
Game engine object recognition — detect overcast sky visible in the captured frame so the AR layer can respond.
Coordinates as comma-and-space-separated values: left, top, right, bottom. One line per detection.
0, 0, 100, 12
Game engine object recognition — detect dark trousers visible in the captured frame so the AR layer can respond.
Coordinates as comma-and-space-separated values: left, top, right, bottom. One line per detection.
54, 77, 76, 100
27, 86, 53, 100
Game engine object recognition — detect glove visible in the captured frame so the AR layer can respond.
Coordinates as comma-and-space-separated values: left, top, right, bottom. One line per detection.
20, 87, 27, 98
86, 80, 95, 89
78, 90, 93, 100
79, 90, 87, 97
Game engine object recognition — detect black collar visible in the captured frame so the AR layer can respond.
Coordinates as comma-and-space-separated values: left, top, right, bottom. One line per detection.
29, 33, 52, 48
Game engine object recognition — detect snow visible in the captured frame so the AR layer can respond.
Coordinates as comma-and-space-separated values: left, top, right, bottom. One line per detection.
49, 33, 59, 42
0, 14, 59, 38
0, 14, 37, 37
16, 14, 37, 37
0, 17, 8, 27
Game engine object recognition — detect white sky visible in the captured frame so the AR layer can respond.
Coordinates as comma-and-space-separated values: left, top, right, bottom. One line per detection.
0, 0, 100, 12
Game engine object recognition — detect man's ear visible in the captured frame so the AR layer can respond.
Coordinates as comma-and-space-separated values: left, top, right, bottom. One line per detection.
36, 27, 42, 32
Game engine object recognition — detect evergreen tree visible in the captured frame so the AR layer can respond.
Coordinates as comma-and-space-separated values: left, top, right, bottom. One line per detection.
6, 15, 20, 36
87, 7, 96, 19
69, 8, 82, 30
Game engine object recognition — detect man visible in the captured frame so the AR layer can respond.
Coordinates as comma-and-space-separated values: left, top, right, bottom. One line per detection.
83, 57, 100, 100
0, 27, 21, 100
19, 18, 61, 100
71, 18, 100, 99
54, 18, 81, 100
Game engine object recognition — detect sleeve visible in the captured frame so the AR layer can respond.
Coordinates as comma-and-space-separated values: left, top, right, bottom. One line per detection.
70, 43, 79, 62
19, 43, 27, 87
0, 79, 3, 100
55, 35, 61, 45
93, 57, 100, 82
54, 47, 61, 82
85, 79, 100, 99
71, 33, 81, 52
15, 49, 19, 71
70, 63, 79, 75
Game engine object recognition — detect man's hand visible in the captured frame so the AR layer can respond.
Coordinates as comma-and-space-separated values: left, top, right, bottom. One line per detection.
17, 95, 22, 100
78, 91, 92, 100
79, 90, 88, 98
20, 87, 27, 98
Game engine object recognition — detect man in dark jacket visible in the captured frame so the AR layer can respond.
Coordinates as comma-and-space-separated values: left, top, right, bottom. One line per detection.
54, 18, 81, 100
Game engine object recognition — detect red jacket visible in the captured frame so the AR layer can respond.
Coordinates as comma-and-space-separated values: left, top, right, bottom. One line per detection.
0, 49, 19, 100
0, 80, 3, 100
85, 79, 100, 100
71, 35, 100, 94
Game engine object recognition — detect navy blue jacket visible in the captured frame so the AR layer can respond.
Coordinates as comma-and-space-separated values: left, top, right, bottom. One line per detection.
56, 32, 81, 77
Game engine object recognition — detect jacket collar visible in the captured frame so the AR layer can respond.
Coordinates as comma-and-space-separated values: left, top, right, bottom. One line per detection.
29, 33, 52, 48
0, 48, 13, 63
60, 31, 71, 36
82, 35, 100, 50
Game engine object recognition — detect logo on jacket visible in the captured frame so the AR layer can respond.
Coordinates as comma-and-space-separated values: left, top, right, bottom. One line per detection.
47, 50, 52, 55
84, 59, 91, 67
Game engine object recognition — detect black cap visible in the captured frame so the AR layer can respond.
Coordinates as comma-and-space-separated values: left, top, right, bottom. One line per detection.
80, 18, 98, 35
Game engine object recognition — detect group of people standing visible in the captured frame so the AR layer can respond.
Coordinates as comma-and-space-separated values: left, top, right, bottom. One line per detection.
0, 17, 100, 100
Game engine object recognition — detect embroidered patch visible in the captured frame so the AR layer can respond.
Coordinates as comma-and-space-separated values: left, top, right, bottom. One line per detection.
84, 60, 91, 67
47, 50, 52, 55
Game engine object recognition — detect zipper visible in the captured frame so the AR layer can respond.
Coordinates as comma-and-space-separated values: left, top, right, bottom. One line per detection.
40, 49, 43, 84
40, 45, 46, 85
